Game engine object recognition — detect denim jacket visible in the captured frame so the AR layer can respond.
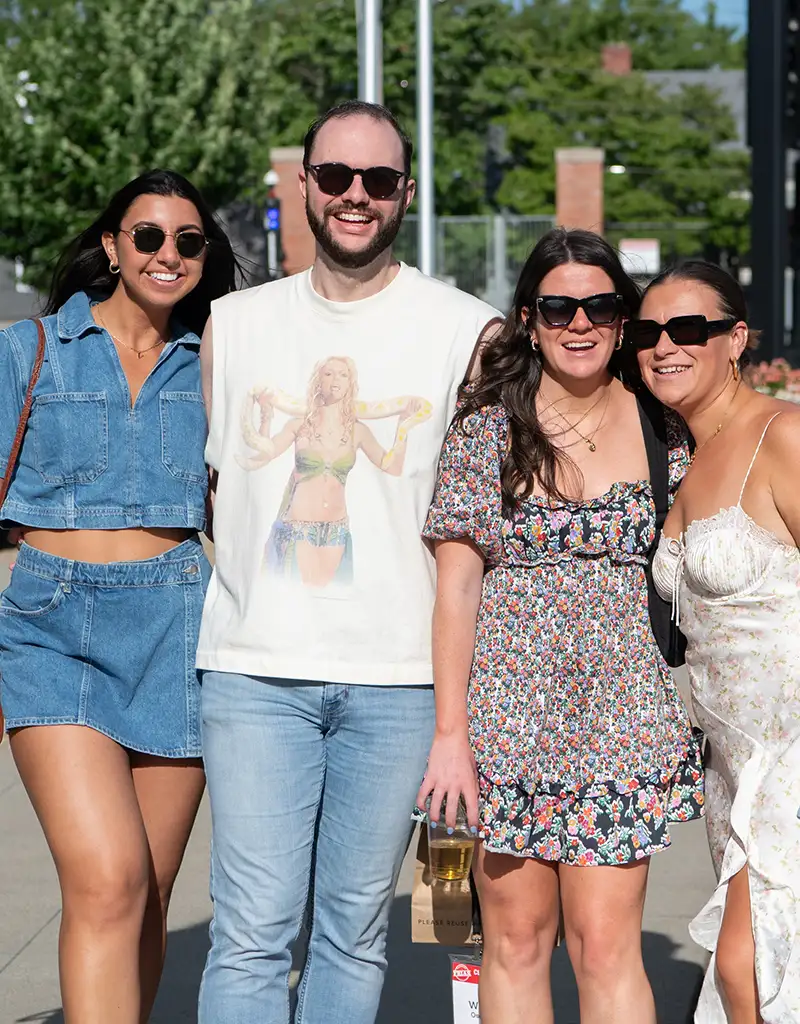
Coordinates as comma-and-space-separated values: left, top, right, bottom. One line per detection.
0, 291, 207, 530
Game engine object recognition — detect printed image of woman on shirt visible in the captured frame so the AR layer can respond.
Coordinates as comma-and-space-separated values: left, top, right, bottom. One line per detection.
238, 354, 431, 587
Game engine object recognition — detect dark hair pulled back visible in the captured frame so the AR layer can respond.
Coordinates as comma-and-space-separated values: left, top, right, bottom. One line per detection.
42, 169, 241, 336
456, 227, 640, 509
641, 260, 757, 367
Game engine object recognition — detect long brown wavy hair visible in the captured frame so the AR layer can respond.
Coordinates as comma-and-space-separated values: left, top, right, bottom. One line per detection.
456, 228, 641, 509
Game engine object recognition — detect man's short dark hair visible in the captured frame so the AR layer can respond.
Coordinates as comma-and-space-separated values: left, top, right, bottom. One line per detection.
303, 100, 413, 176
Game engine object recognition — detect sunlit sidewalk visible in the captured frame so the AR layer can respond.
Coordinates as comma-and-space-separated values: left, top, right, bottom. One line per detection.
0, 546, 714, 1023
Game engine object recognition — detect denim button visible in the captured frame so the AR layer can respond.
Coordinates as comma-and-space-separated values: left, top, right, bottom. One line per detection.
182, 564, 200, 575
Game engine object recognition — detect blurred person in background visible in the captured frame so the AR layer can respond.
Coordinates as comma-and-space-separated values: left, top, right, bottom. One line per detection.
418, 228, 704, 1024
640, 261, 800, 1024
0, 169, 237, 1024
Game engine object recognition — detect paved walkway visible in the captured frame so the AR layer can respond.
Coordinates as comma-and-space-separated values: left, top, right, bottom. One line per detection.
0, 547, 715, 1023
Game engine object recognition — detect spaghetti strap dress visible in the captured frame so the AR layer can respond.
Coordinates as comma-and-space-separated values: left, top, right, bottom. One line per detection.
654, 413, 800, 1022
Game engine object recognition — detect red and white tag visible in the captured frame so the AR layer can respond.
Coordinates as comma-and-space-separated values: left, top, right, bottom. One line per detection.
450, 955, 481, 1023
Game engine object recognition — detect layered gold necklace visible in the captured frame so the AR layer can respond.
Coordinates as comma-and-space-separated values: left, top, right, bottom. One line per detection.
539, 386, 611, 453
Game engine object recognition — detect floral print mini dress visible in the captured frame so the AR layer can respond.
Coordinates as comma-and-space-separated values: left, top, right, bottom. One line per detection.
423, 403, 704, 866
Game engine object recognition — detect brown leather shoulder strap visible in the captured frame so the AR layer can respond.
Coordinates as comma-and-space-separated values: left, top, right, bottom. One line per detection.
463, 315, 505, 384
0, 318, 47, 509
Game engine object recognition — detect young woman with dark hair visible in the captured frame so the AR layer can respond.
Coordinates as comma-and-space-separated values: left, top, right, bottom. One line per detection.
639, 261, 800, 1022
417, 228, 704, 1024
0, 169, 238, 1023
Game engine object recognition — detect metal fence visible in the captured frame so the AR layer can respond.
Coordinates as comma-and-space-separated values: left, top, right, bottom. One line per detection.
395, 213, 555, 308
396, 215, 730, 305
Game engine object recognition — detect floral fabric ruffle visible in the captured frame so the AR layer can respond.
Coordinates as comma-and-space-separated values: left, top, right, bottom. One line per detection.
479, 738, 704, 866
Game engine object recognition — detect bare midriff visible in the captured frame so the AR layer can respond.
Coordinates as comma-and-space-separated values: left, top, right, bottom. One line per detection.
20, 527, 195, 564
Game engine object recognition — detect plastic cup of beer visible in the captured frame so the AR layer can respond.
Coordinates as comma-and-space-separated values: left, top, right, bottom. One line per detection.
426, 795, 476, 884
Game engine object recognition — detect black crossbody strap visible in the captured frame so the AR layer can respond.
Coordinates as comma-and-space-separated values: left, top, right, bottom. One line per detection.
636, 390, 686, 668
637, 390, 668, 534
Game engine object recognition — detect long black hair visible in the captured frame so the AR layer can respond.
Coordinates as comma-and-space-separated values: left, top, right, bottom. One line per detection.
641, 260, 758, 367
457, 227, 641, 509
42, 169, 241, 336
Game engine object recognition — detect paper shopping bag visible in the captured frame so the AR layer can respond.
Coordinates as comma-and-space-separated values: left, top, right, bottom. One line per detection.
410, 825, 476, 945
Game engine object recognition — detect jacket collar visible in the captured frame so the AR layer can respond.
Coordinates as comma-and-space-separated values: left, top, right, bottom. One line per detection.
56, 290, 200, 347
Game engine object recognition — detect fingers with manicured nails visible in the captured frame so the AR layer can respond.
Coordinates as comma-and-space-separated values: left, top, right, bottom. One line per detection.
464, 777, 480, 833
429, 786, 447, 830
415, 775, 435, 816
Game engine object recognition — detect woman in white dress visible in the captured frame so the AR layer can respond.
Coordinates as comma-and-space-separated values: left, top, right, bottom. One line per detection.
630, 260, 800, 1024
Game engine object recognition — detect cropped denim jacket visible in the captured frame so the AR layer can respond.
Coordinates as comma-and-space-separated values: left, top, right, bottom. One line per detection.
0, 291, 207, 530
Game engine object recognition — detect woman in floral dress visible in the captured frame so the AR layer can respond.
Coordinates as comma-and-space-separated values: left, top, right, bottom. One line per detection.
417, 228, 703, 1024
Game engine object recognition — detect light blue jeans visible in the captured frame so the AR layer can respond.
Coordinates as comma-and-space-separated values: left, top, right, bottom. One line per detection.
198, 671, 435, 1024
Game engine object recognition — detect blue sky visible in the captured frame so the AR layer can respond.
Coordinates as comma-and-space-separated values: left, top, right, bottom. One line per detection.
680, 0, 746, 33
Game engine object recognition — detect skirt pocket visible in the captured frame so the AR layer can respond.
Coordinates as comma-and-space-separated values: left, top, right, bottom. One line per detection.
0, 567, 66, 618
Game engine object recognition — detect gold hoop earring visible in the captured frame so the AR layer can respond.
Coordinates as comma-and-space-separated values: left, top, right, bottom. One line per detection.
615, 334, 623, 351
109, 261, 120, 275
732, 358, 740, 381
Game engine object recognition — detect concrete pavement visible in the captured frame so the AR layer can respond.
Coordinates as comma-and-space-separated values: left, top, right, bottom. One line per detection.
0, 546, 716, 1023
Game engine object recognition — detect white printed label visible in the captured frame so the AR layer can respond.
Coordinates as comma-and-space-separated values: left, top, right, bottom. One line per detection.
451, 957, 481, 1023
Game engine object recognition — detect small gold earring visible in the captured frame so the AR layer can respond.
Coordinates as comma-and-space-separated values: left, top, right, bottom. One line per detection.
732, 358, 740, 381
615, 334, 623, 351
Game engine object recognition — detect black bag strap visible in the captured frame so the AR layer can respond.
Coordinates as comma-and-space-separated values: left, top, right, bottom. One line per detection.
636, 389, 687, 667
637, 388, 668, 537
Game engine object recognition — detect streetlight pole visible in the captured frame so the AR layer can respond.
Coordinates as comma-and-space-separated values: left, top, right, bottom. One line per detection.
417, 0, 435, 277
357, 0, 383, 103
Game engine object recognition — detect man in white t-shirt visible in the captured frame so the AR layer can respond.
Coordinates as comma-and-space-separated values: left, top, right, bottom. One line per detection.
197, 100, 499, 1024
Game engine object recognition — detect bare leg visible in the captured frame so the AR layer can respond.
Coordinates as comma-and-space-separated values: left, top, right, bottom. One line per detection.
10, 726, 150, 1024
131, 754, 205, 1023
715, 866, 762, 1024
471, 846, 560, 1024
560, 860, 655, 1024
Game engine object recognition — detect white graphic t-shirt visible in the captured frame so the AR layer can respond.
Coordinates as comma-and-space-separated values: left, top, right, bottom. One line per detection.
196, 263, 499, 685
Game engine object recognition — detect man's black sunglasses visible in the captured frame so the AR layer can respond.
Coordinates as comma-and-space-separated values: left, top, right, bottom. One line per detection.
535, 292, 623, 328
304, 162, 407, 201
625, 315, 737, 350
121, 225, 208, 260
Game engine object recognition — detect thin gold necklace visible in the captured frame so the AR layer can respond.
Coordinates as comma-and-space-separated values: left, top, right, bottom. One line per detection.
542, 389, 610, 453
690, 379, 742, 464
95, 309, 165, 359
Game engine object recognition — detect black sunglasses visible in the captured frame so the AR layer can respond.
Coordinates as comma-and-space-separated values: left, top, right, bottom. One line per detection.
625, 315, 737, 350
304, 162, 406, 201
121, 225, 208, 260
535, 292, 623, 328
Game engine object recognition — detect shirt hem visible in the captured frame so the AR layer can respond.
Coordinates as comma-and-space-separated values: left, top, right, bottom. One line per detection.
1, 502, 206, 530
196, 650, 434, 687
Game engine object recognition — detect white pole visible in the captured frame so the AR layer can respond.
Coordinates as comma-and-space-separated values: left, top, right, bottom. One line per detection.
357, 0, 383, 104
417, 0, 435, 277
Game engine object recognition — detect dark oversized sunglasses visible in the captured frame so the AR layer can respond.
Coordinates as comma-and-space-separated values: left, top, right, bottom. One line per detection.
535, 292, 623, 328
625, 315, 737, 350
304, 162, 406, 200
121, 225, 208, 260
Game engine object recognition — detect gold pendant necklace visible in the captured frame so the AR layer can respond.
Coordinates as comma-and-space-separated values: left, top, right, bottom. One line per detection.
545, 390, 610, 453
95, 309, 165, 359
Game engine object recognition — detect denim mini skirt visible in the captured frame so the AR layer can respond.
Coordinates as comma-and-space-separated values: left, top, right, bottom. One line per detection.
0, 536, 210, 757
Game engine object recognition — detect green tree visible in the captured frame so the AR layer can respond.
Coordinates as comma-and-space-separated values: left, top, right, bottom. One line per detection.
0, 0, 280, 285
511, 0, 745, 71
262, 0, 748, 257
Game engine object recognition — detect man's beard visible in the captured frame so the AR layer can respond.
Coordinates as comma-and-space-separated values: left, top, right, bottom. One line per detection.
306, 197, 406, 270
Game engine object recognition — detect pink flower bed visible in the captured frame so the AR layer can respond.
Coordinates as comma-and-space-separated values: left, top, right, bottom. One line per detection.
746, 358, 800, 402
